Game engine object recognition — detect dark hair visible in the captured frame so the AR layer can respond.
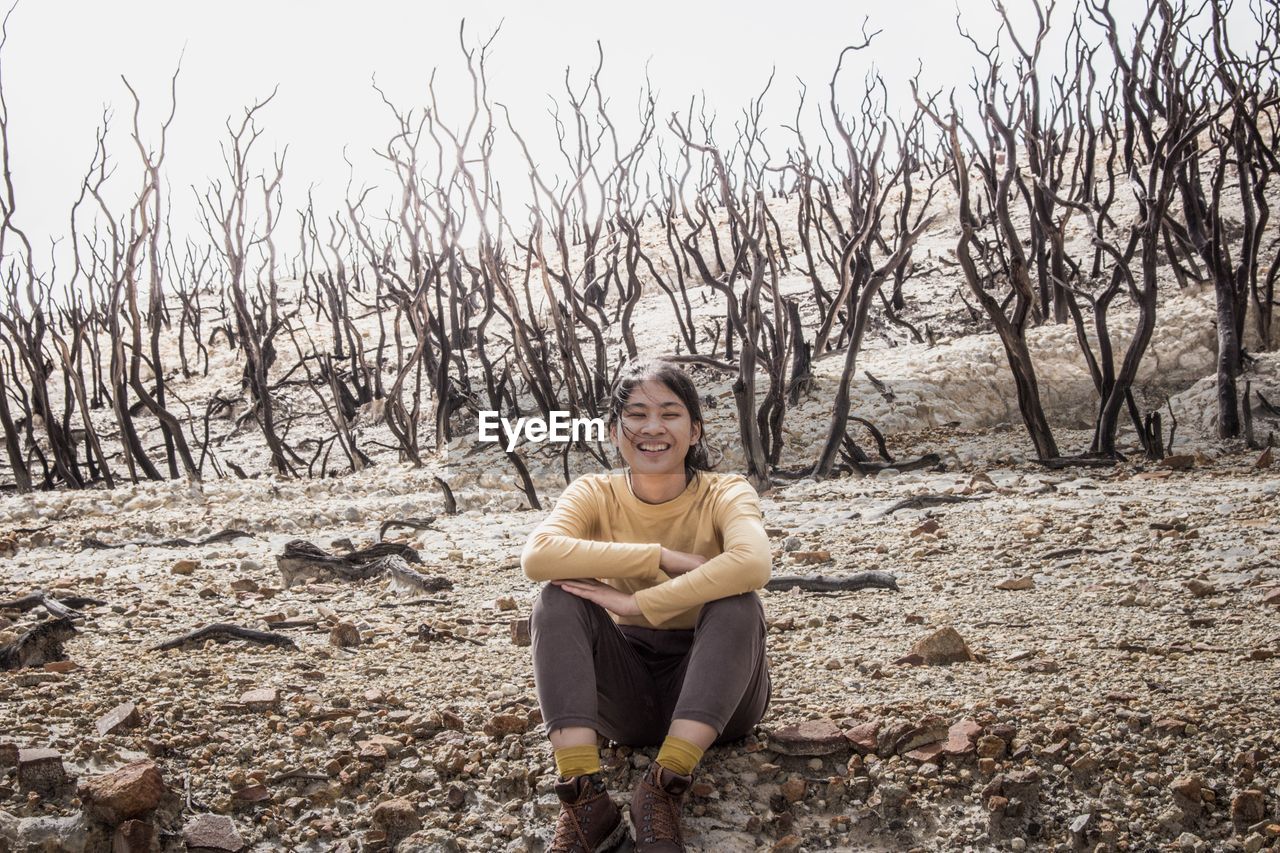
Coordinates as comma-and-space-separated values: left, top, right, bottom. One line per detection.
606, 359, 716, 476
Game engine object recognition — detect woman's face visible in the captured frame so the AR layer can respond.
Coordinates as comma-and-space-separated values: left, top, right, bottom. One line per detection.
610, 379, 702, 478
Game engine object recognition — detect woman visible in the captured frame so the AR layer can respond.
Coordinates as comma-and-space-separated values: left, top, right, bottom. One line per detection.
521, 359, 773, 853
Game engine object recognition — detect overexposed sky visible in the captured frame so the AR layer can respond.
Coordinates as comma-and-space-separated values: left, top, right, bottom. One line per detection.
0, 0, 1216, 270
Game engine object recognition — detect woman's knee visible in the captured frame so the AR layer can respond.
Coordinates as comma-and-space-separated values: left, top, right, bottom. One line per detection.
696, 591, 765, 630
531, 582, 591, 628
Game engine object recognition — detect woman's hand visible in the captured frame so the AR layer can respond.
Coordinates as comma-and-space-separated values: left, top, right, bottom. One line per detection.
551, 579, 642, 617
659, 546, 709, 576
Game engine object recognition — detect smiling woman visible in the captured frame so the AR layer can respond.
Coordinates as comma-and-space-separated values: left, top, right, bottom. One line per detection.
519, 358, 773, 853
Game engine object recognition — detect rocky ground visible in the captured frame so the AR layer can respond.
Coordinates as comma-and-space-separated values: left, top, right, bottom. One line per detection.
2, 423, 1278, 852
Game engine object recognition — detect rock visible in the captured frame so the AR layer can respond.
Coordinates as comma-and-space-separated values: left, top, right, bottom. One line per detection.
771, 834, 803, 852
510, 618, 531, 646
372, 797, 421, 840
0, 742, 17, 765
843, 720, 881, 755
239, 559, 262, 573
96, 702, 142, 736
229, 579, 258, 593
977, 735, 1007, 759
494, 596, 517, 612
182, 813, 245, 852
780, 777, 806, 804
769, 719, 848, 756
908, 626, 976, 665
942, 719, 982, 756
910, 519, 941, 537
1159, 454, 1196, 471
790, 550, 831, 564
483, 714, 528, 738
1262, 588, 1280, 607
1184, 579, 1216, 598
171, 559, 199, 576
113, 820, 154, 853
1171, 775, 1204, 818
329, 622, 361, 647
80, 760, 168, 823
1231, 789, 1265, 823
446, 784, 467, 810
17, 748, 65, 794
1255, 447, 1274, 469
239, 688, 279, 712
995, 575, 1034, 591
230, 784, 269, 804
43, 660, 79, 673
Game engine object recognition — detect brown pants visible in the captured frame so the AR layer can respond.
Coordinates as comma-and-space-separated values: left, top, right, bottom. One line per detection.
530, 584, 771, 747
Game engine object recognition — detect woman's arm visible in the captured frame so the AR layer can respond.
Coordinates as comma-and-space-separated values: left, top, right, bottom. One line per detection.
632, 476, 771, 626
521, 478, 668, 583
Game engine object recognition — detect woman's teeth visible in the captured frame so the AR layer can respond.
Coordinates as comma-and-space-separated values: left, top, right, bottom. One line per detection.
638, 442, 670, 453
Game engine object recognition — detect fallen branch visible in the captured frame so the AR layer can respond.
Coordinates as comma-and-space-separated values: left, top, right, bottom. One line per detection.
881, 494, 984, 515
276, 539, 450, 594
378, 516, 438, 541
150, 623, 298, 652
0, 591, 106, 620
0, 617, 77, 670
765, 572, 899, 593
80, 528, 254, 550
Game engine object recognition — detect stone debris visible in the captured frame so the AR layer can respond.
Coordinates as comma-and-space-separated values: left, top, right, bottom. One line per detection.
906, 626, 977, 665
182, 813, 246, 852
79, 759, 168, 824
95, 701, 142, 736
17, 748, 65, 794
768, 719, 848, 756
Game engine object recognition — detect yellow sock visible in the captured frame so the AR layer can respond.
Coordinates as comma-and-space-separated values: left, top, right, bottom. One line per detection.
656, 735, 704, 776
554, 744, 601, 779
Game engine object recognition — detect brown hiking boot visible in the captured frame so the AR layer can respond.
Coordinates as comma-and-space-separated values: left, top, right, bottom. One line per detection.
550, 772, 631, 853
628, 763, 691, 852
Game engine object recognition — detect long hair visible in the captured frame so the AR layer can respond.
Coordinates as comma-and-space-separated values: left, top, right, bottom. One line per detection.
606, 359, 716, 478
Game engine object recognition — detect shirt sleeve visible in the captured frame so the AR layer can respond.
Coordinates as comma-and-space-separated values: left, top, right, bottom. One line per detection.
631, 476, 772, 626
521, 477, 666, 582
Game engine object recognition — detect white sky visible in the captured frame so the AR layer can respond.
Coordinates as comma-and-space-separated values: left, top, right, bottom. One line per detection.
0, 0, 1233, 272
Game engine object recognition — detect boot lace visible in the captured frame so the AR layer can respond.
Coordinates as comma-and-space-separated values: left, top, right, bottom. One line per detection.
639, 776, 684, 847
551, 785, 604, 853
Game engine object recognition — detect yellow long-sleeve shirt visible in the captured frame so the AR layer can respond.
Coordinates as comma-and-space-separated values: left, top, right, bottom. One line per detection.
520, 469, 772, 629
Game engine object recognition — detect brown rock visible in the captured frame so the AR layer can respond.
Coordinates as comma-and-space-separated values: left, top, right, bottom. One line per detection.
1255, 447, 1274, 469
995, 575, 1034, 591
494, 596, 517, 612
43, 659, 79, 673
977, 735, 1007, 759
791, 550, 831, 565
895, 718, 951, 755
780, 777, 806, 804
170, 559, 199, 575
1184, 578, 1216, 598
909, 626, 976, 665
238, 688, 279, 712
372, 797, 421, 839
183, 813, 245, 852
843, 720, 881, 754
81, 760, 169, 823
769, 719, 848, 756
113, 820, 153, 853
904, 742, 945, 762
230, 784, 270, 804
911, 519, 941, 537
229, 578, 258, 593
771, 835, 803, 853
942, 719, 983, 756
17, 748, 65, 794
0, 742, 17, 766
329, 622, 361, 647
1171, 775, 1204, 817
483, 714, 528, 738
510, 618, 531, 646
1231, 789, 1265, 823
97, 702, 142, 736
1159, 454, 1196, 471
1261, 588, 1280, 607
